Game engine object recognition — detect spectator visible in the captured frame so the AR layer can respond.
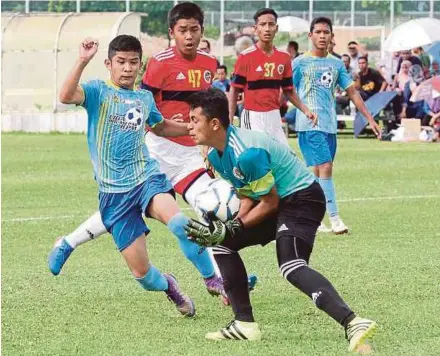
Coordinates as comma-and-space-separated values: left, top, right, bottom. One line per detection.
347, 41, 367, 73
234, 35, 254, 56
412, 47, 431, 75
335, 54, 355, 116
199, 38, 211, 53
328, 40, 341, 59
199, 38, 220, 66
392, 60, 411, 93
401, 64, 437, 123
341, 54, 356, 80
287, 40, 300, 60
378, 51, 401, 84
356, 56, 387, 101
396, 49, 422, 74
212, 65, 231, 93
431, 60, 440, 77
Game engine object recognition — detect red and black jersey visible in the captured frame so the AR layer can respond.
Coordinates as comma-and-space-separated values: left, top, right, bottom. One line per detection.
141, 47, 217, 146
231, 45, 293, 112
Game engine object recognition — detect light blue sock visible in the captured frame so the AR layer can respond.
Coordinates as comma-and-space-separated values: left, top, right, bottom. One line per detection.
319, 177, 339, 217
168, 213, 215, 279
136, 265, 168, 291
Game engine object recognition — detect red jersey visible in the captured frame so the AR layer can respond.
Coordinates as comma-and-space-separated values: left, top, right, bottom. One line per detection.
142, 47, 217, 146
231, 45, 293, 112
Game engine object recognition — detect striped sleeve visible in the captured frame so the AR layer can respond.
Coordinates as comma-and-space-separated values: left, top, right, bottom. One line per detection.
231, 54, 247, 88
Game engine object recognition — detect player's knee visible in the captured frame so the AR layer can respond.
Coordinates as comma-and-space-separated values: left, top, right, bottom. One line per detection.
167, 212, 189, 240
318, 162, 333, 176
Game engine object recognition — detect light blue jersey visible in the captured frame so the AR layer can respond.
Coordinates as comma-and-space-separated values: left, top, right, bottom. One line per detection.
80, 80, 163, 193
293, 52, 353, 134
208, 126, 315, 200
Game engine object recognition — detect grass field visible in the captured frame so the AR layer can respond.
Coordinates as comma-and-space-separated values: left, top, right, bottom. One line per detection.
2, 133, 440, 356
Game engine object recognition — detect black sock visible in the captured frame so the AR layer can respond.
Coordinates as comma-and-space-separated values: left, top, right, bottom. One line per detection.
286, 265, 355, 326
277, 236, 354, 326
213, 246, 254, 322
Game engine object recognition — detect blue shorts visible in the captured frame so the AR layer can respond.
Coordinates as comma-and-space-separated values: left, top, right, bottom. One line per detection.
298, 131, 337, 167
99, 174, 173, 251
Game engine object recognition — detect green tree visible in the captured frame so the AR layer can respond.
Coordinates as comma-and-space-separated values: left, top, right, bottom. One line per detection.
48, 1, 76, 12
361, 0, 403, 20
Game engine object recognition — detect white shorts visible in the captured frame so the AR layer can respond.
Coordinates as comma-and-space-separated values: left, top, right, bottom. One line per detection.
145, 132, 207, 192
240, 109, 289, 146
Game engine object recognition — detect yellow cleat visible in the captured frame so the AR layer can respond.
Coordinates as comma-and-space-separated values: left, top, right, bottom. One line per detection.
205, 320, 262, 341
346, 316, 377, 353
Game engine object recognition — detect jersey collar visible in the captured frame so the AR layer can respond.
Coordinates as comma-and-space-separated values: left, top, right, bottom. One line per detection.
303, 51, 333, 59
106, 79, 134, 91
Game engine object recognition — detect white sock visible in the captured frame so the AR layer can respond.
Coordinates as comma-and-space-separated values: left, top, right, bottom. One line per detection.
64, 211, 107, 248
183, 172, 221, 278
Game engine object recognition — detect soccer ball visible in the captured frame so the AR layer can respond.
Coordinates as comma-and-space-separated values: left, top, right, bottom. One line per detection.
194, 178, 240, 223
124, 107, 143, 130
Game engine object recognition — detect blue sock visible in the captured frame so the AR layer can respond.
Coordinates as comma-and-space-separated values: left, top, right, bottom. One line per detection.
136, 265, 168, 291
168, 213, 215, 278
319, 177, 338, 217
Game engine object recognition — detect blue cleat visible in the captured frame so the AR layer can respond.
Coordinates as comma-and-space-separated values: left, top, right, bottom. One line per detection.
248, 274, 258, 291
48, 237, 74, 276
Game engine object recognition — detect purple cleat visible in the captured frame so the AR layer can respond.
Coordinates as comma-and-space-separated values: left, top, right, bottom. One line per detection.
204, 275, 230, 306
164, 274, 195, 317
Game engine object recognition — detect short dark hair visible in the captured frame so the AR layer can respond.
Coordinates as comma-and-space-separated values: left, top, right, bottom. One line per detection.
310, 17, 333, 33
168, 2, 204, 30
348, 41, 358, 46
288, 41, 299, 52
200, 38, 211, 50
358, 56, 368, 62
187, 88, 230, 128
108, 35, 142, 60
341, 54, 350, 61
253, 8, 278, 23
217, 65, 227, 74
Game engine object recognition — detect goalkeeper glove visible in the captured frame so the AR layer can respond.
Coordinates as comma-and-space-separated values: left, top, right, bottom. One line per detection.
184, 214, 244, 247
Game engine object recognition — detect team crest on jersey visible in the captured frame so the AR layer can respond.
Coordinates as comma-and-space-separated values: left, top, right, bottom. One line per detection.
277, 64, 284, 75
232, 167, 244, 180
204, 70, 212, 84
317, 69, 334, 88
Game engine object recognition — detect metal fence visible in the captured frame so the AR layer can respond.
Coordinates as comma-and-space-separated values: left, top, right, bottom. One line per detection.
1, 0, 439, 114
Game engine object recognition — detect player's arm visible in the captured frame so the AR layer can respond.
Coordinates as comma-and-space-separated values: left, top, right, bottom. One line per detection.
284, 89, 317, 125
151, 119, 189, 137
229, 55, 247, 123
236, 195, 257, 220
147, 99, 188, 137
228, 86, 240, 123
59, 38, 98, 104
346, 85, 381, 138
238, 186, 279, 228
288, 57, 317, 125
140, 57, 163, 100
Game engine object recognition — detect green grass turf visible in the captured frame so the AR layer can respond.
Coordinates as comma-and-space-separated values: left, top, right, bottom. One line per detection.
2, 133, 440, 356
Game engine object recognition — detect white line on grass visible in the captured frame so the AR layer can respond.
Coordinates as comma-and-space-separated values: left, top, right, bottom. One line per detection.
3, 193, 439, 223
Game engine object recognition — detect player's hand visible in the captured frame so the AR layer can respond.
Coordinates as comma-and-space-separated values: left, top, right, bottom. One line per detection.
305, 110, 318, 127
369, 120, 381, 139
184, 217, 227, 247
79, 38, 99, 63
169, 113, 184, 122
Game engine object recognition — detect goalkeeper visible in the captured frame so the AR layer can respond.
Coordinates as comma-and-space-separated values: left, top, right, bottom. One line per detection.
185, 88, 377, 353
